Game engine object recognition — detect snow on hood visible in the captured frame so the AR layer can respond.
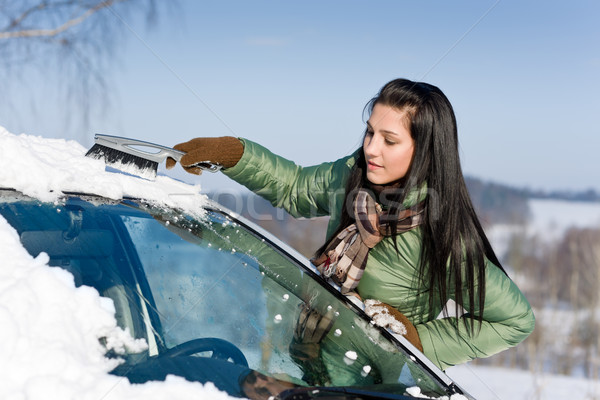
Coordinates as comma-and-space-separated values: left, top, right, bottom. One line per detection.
0, 127, 208, 217
0, 127, 234, 399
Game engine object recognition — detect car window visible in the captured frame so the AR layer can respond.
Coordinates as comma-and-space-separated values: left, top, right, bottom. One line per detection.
0, 191, 454, 399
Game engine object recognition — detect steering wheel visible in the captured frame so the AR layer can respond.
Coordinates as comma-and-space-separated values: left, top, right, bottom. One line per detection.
161, 337, 248, 367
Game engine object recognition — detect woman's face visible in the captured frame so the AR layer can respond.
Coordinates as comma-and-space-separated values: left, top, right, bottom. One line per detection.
363, 103, 415, 185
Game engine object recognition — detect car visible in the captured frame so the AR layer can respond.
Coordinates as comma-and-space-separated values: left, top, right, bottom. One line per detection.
0, 130, 473, 399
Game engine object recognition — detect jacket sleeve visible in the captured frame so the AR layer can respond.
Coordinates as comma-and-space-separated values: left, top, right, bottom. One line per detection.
222, 138, 355, 219
415, 262, 535, 370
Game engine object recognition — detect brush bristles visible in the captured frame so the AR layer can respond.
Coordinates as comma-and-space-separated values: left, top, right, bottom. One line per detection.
86, 144, 158, 179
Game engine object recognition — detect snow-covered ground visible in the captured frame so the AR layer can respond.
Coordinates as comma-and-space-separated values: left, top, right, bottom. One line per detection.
0, 127, 598, 399
528, 198, 600, 240
447, 364, 600, 400
466, 196, 600, 399
486, 198, 600, 257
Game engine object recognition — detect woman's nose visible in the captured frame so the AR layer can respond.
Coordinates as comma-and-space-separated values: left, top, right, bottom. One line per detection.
364, 134, 380, 156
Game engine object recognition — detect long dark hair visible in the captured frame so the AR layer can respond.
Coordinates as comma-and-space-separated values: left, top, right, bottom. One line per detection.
332, 78, 506, 332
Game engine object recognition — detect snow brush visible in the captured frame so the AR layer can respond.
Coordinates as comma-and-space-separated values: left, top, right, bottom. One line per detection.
85, 134, 222, 180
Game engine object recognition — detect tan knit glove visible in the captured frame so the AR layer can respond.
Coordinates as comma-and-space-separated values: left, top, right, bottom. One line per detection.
166, 136, 244, 174
364, 299, 423, 352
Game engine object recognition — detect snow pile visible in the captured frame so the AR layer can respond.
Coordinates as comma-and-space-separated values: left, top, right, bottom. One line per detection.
0, 127, 208, 217
0, 128, 234, 399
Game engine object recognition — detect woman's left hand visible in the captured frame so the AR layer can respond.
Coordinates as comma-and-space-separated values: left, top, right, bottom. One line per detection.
364, 299, 423, 352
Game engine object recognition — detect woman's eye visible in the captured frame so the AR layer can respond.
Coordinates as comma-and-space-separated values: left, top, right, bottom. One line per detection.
385, 139, 397, 145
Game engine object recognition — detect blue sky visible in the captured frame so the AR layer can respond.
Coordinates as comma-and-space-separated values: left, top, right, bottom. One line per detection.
3, 0, 599, 194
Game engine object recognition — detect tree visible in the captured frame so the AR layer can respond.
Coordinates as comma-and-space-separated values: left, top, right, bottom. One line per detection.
0, 0, 174, 138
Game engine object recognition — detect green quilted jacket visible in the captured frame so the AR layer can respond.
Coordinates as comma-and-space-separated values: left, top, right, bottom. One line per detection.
224, 139, 535, 370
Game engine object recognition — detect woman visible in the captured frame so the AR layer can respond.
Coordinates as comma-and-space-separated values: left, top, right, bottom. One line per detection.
166, 78, 535, 370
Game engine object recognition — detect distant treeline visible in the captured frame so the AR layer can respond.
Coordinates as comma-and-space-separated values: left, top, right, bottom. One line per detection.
465, 176, 600, 226
525, 187, 600, 202
465, 176, 530, 225
208, 177, 599, 254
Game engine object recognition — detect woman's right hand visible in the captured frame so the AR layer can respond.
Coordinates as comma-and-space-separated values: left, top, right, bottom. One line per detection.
166, 136, 244, 174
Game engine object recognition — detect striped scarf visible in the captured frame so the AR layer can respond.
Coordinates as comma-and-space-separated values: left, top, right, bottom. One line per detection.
311, 188, 425, 294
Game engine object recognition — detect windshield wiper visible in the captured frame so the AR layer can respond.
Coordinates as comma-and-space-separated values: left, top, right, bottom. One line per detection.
275, 386, 424, 400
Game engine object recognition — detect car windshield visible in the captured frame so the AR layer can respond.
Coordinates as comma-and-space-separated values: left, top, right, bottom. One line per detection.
0, 190, 455, 399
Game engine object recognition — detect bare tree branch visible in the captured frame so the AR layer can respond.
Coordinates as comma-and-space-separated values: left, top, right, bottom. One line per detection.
0, 0, 128, 39
0, 0, 175, 140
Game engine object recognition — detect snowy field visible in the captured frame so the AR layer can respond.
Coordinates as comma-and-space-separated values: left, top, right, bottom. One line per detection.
486, 198, 600, 260
466, 197, 600, 399
1, 127, 599, 399
527, 198, 600, 241
447, 364, 600, 400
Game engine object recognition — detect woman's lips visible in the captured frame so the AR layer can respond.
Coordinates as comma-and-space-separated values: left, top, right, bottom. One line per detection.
367, 160, 382, 170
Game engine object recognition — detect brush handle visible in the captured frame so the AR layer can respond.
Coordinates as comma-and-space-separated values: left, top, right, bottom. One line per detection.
93, 134, 185, 162
93, 134, 222, 172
